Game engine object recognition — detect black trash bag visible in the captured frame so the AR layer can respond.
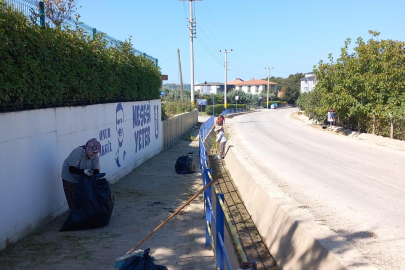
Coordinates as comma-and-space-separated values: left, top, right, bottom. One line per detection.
120, 248, 167, 270
175, 155, 195, 174
60, 173, 114, 231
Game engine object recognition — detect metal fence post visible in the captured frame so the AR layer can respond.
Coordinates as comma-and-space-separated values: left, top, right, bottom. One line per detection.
203, 168, 211, 246
207, 169, 212, 201
216, 193, 225, 270
92, 28, 96, 39
213, 93, 215, 116
39, 1, 45, 29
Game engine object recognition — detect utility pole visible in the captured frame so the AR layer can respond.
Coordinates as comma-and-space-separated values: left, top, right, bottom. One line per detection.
180, 0, 202, 106
177, 49, 184, 101
220, 49, 232, 109
265, 67, 273, 109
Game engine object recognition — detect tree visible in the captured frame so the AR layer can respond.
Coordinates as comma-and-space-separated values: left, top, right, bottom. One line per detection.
227, 90, 247, 104
312, 31, 405, 137
263, 73, 303, 104
284, 85, 300, 104
43, 0, 79, 27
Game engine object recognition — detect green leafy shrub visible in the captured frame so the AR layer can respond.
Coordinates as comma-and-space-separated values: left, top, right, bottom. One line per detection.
161, 101, 196, 120
300, 31, 405, 138
206, 104, 246, 116
0, 2, 161, 111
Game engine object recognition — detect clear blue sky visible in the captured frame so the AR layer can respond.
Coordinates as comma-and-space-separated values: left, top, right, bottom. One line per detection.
78, 0, 405, 84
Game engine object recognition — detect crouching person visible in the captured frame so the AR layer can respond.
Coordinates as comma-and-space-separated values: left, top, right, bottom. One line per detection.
61, 138, 101, 209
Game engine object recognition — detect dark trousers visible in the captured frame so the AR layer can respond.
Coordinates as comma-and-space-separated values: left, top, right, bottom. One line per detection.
62, 179, 77, 209
220, 142, 226, 158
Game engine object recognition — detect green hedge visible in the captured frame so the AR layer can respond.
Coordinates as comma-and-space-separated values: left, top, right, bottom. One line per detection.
0, 3, 161, 111
265, 100, 286, 107
206, 104, 246, 115
161, 101, 196, 120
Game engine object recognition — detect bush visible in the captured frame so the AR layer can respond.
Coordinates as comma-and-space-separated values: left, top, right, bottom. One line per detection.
206, 104, 246, 116
0, 3, 161, 111
161, 101, 196, 120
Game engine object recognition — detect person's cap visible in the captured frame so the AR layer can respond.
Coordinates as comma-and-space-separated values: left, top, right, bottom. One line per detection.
215, 126, 223, 131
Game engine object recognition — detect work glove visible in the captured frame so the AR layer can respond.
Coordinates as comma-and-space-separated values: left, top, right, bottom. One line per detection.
84, 169, 93, 176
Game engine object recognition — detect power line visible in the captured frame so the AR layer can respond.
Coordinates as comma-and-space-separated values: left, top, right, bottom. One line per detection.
197, 22, 220, 55
182, 2, 188, 20
160, 52, 178, 65
198, 2, 266, 74
196, 38, 223, 66
229, 62, 267, 78
197, 38, 222, 63
203, 1, 229, 48
151, 36, 188, 53
197, 25, 224, 63
195, 8, 224, 49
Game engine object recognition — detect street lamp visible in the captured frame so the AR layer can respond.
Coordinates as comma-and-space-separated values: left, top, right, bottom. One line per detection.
265, 67, 274, 109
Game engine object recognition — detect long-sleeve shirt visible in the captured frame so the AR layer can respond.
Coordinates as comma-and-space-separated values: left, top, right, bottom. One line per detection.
61, 147, 100, 183
216, 131, 227, 143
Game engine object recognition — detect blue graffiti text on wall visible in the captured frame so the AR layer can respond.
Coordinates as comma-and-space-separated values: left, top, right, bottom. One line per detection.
134, 126, 151, 153
100, 141, 113, 157
99, 128, 111, 141
133, 104, 151, 128
99, 128, 113, 157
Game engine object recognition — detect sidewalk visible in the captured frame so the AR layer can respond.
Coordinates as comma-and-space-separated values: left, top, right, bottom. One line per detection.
0, 122, 215, 270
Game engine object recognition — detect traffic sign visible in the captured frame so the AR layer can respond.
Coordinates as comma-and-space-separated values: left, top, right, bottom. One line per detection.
197, 99, 207, 105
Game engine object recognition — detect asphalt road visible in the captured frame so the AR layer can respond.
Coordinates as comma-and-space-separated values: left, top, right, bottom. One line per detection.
227, 108, 405, 270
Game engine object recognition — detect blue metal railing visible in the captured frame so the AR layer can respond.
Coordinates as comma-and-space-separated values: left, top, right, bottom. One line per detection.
199, 116, 246, 270
200, 116, 214, 142
221, 107, 249, 117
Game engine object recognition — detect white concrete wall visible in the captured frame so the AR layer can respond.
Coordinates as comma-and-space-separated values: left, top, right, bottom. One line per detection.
0, 100, 163, 250
241, 85, 249, 93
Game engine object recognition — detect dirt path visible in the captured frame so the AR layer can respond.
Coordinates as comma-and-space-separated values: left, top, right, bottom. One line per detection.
0, 125, 215, 270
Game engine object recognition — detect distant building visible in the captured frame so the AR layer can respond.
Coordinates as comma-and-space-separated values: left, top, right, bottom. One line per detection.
228, 78, 278, 95
194, 82, 232, 95
195, 78, 278, 95
227, 78, 244, 90
300, 72, 317, 93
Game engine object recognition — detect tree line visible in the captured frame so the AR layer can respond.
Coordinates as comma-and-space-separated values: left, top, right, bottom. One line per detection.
161, 72, 304, 107
297, 31, 405, 139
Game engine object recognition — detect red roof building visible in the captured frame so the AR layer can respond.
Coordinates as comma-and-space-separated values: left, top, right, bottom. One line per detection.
228, 78, 278, 94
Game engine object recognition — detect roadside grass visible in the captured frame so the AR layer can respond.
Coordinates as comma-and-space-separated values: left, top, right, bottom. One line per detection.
183, 134, 197, 141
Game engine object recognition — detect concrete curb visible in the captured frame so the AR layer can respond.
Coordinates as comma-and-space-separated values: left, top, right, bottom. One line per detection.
223, 146, 377, 270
